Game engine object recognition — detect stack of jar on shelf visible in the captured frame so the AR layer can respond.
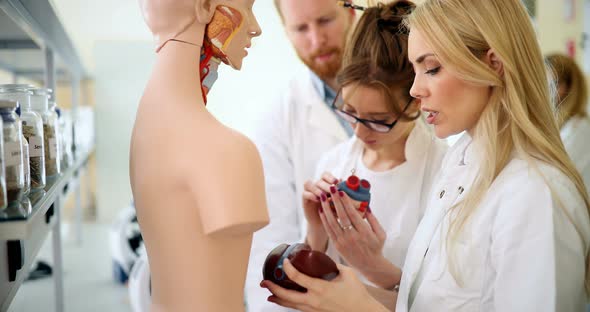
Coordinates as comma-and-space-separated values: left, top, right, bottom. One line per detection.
0, 84, 74, 211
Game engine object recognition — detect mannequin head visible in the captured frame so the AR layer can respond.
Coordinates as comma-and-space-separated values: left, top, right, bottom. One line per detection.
140, 0, 261, 69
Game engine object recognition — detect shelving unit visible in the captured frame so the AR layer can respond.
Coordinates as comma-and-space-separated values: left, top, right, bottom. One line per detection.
0, 148, 93, 312
0, 1, 89, 311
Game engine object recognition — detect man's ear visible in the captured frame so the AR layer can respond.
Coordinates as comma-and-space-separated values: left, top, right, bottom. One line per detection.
195, 0, 219, 24
485, 49, 504, 76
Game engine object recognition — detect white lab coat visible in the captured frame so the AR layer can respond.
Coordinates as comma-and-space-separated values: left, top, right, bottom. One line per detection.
245, 69, 349, 312
561, 116, 590, 196
316, 121, 447, 279
396, 134, 590, 312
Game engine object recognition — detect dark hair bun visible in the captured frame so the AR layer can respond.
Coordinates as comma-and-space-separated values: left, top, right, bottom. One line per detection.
372, 1, 414, 34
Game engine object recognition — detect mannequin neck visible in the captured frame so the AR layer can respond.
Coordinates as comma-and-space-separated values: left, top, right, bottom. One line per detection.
199, 43, 222, 104
152, 40, 208, 110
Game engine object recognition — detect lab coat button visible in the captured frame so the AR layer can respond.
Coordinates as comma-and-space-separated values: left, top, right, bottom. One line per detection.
439, 190, 446, 198
458, 186, 464, 194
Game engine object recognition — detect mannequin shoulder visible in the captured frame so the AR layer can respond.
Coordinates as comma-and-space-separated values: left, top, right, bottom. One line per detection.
203, 125, 263, 169
186, 127, 269, 235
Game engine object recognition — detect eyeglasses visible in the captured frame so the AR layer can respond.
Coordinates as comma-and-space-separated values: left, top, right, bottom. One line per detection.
331, 89, 413, 133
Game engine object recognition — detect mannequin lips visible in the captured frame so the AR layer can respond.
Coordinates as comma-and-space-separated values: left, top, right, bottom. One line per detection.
263, 243, 339, 292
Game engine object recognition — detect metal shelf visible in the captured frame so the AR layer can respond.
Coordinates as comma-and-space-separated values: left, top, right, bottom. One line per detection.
0, 2, 89, 311
0, 148, 93, 311
0, 0, 86, 84
0, 149, 92, 239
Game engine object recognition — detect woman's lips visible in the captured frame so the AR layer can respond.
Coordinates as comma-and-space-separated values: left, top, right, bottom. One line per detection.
422, 107, 440, 125
426, 111, 439, 124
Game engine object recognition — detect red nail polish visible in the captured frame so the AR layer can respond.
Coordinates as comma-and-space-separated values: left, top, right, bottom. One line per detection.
319, 204, 323, 213
339, 191, 344, 197
316, 196, 320, 202
321, 193, 327, 202
330, 186, 337, 193
333, 178, 339, 184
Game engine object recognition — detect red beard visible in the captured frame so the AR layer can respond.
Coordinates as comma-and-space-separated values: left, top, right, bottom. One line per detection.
298, 46, 343, 83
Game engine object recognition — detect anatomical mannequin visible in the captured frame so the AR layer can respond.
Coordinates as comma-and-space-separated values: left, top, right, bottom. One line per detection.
129, 0, 269, 311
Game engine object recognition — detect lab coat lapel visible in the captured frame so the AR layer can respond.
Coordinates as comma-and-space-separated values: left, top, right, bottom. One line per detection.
399, 134, 475, 310
306, 98, 348, 142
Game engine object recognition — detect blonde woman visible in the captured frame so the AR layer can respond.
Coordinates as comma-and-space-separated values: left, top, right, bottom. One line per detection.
546, 53, 590, 196
260, 0, 590, 311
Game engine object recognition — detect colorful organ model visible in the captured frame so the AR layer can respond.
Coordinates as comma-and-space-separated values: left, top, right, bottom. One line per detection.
328, 173, 371, 218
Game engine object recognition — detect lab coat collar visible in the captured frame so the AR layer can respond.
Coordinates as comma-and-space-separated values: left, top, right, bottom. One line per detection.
303, 71, 348, 141
445, 132, 479, 168
406, 120, 434, 162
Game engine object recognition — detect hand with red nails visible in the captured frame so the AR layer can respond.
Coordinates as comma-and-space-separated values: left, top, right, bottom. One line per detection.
302, 172, 340, 251
319, 187, 400, 289
260, 259, 388, 312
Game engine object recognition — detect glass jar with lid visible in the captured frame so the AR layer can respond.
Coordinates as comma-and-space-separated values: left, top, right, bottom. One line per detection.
57, 108, 73, 170
49, 100, 61, 172
21, 134, 30, 197
0, 84, 46, 191
30, 88, 60, 180
0, 100, 25, 206
0, 115, 6, 210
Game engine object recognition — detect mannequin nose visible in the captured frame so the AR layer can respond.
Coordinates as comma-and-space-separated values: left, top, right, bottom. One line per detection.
250, 15, 262, 37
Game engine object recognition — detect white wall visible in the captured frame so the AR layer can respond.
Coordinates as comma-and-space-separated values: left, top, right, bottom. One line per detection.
94, 2, 302, 222
207, 2, 303, 134
94, 41, 154, 222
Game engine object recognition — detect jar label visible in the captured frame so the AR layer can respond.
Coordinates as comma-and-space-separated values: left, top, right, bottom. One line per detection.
49, 138, 57, 159
28, 136, 44, 158
4, 141, 22, 167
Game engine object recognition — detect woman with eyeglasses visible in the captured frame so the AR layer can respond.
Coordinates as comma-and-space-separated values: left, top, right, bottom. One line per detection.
297, 0, 447, 292
262, 0, 590, 311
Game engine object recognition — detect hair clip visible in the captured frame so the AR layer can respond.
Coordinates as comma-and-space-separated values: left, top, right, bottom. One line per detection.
337, 1, 366, 11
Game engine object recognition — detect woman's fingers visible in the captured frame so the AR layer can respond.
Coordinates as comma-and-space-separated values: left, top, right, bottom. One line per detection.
366, 210, 386, 242
320, 210, 338, 241
330, 189, 355, 233
321, 194, 343, 236
304, 180, 324, 199
283, 259, 325, 291
321, 172, 339, 184
262, 280, 307, 309
335, 192, 371, 236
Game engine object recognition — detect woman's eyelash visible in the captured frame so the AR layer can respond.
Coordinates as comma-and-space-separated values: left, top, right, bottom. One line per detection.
425, 66, 441, 75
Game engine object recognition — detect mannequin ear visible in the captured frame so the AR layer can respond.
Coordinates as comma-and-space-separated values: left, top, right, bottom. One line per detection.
195, 0, 219, 24
485, 49, 504, 76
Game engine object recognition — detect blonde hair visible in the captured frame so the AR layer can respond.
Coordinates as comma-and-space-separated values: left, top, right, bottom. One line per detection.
546, 53, 589, 128
406, 0, 590, 294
